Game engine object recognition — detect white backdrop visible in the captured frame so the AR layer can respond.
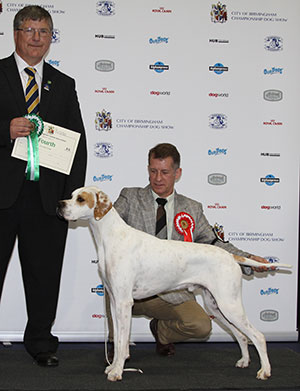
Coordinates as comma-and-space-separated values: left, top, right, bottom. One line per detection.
0, 0, 299, 342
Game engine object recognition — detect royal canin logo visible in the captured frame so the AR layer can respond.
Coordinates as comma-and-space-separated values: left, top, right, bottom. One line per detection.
263, 119, 283, 125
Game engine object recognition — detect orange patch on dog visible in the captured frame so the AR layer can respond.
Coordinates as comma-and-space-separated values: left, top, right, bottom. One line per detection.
77, 192, 95, 209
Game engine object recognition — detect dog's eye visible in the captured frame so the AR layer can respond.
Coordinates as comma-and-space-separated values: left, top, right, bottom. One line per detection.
77, 196, 85, 203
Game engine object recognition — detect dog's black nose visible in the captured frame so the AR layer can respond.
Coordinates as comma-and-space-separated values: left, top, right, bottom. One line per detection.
56, 201, 66, 220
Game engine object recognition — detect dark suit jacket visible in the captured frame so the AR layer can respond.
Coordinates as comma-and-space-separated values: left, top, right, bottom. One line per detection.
0, 54, 87, 214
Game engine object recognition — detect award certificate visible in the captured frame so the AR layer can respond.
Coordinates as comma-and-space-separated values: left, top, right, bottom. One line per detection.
11, 122, 81, 175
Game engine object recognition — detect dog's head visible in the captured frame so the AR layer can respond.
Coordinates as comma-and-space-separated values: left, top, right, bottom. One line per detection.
57, 186, 112, 222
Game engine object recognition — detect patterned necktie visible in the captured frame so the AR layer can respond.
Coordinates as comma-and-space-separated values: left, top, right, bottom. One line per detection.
156, 198, 168, 239
24, 67, 39, 114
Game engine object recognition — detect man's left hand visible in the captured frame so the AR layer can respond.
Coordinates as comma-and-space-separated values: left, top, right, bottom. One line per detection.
249, 255, 276, 272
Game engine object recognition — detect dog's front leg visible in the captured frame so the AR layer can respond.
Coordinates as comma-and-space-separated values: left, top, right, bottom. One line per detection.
105, 298, 133, 381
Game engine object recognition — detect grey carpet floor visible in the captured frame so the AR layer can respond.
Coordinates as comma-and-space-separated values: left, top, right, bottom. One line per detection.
0, 343, 300, 391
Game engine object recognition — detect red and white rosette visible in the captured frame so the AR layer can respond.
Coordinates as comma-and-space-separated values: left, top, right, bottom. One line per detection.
174, 212, 195, 242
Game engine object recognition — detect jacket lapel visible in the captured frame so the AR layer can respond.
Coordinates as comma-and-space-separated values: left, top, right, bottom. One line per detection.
172, 192, 189, 241
3, 55, 27, 115
140, 185, 156, 235
40, 62, 54, 117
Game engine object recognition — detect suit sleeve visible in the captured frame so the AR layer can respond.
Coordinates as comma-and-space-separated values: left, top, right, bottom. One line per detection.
192, 200, 251, 258
61, 79, 87, 198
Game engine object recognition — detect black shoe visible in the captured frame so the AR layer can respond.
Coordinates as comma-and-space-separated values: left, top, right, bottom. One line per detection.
150, 319, 175, 356
34, 352, 59, 367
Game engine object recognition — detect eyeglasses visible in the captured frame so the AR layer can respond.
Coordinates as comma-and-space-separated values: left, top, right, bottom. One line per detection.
16, 27, 52, 37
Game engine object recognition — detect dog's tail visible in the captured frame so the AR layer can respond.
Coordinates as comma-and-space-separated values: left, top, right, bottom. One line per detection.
234, 255, 292, 270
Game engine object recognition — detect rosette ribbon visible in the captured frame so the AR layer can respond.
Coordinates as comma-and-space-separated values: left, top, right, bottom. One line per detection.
24, 114, 44, 181
174, 212, 195, 242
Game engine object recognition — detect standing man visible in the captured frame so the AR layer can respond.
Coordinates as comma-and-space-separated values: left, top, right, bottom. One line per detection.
0, 6, 87, 366
106, 143, 271, 360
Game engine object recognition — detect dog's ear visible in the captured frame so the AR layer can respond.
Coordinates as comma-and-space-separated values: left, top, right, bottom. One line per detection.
94, 191, 112, 221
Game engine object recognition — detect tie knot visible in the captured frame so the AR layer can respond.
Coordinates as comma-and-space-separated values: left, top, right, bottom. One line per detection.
25, 67, 36, 77
156, 198, 167, 207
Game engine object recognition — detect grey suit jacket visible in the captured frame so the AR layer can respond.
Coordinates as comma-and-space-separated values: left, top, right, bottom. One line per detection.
114, 185, 251, 305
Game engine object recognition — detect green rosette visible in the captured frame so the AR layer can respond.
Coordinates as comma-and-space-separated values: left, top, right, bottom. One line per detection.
24, 114, 44, 181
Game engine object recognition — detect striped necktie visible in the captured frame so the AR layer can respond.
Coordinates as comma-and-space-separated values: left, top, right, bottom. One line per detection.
24, 67, 39, 114
155, 198, 167, 239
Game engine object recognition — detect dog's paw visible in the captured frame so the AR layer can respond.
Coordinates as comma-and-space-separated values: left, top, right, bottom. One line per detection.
107, 370, 123, 382
104, 364, 113, 375
256, 368, 271, 380
235, 357, 250, 368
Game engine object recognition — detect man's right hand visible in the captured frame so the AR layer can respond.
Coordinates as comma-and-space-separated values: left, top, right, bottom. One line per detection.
10, 117, 34, 140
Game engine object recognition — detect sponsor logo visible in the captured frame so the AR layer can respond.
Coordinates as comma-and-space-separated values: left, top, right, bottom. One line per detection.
95, 34, 115, 39
265, 36, 283, 51
150, 90, 170, 96
149, 36, 169, 44
207, 202, 227, 209
95, 60, 115, 72
95, 87, 115, 94
211, 2, 227, 23
91, 284, 104, 296
263, 89, 283, 101
51, 29, 60, 44
231, 11, 287, 23
47, 59, 60, 67
264, 256, 280, 264
94, 142, 113, 158
260, 174, 280, 186
260, 310, 279, 322
209, 38, 229, 44
261, 205, 281, 210
149, 61, 169, 73
96, 1, 115, 16
152, 7, 172, 13
209, 63, 228, 74
261, 152, 280, 157
95, 109, 112, 131
228, 232, 284, 242
263, 119, 283, 125
264, 67, 283, 75
116, 118, 173, 130
209, 114, 227, 129
208, 173, 227, 185
93, 174, 113, 182
91, 259, 99, 264
208, 148, 227, 156
92, 313, 106, 319
260, 288, 279, 296
209, 92, 229, 98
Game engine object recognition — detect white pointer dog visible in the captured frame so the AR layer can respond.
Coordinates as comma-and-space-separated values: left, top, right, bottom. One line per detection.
57, 186, 291, 382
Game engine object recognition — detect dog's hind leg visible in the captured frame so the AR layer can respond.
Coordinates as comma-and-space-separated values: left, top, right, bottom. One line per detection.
204, 288, 271, 380
202, 289, 250, 368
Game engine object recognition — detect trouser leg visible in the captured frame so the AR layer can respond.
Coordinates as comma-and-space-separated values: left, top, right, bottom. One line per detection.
17, 181, 68, 357
0, 209, 18, 302
106, 293, 212, 345
133, 296, 212, 344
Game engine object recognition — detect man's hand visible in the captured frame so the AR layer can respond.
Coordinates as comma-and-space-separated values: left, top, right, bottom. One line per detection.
10, 117, 34, 140
249, 255, 276, 272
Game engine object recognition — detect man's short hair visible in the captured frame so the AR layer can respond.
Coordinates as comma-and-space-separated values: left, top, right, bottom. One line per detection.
14, 5, 53, 31
148, 143, 181, 169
